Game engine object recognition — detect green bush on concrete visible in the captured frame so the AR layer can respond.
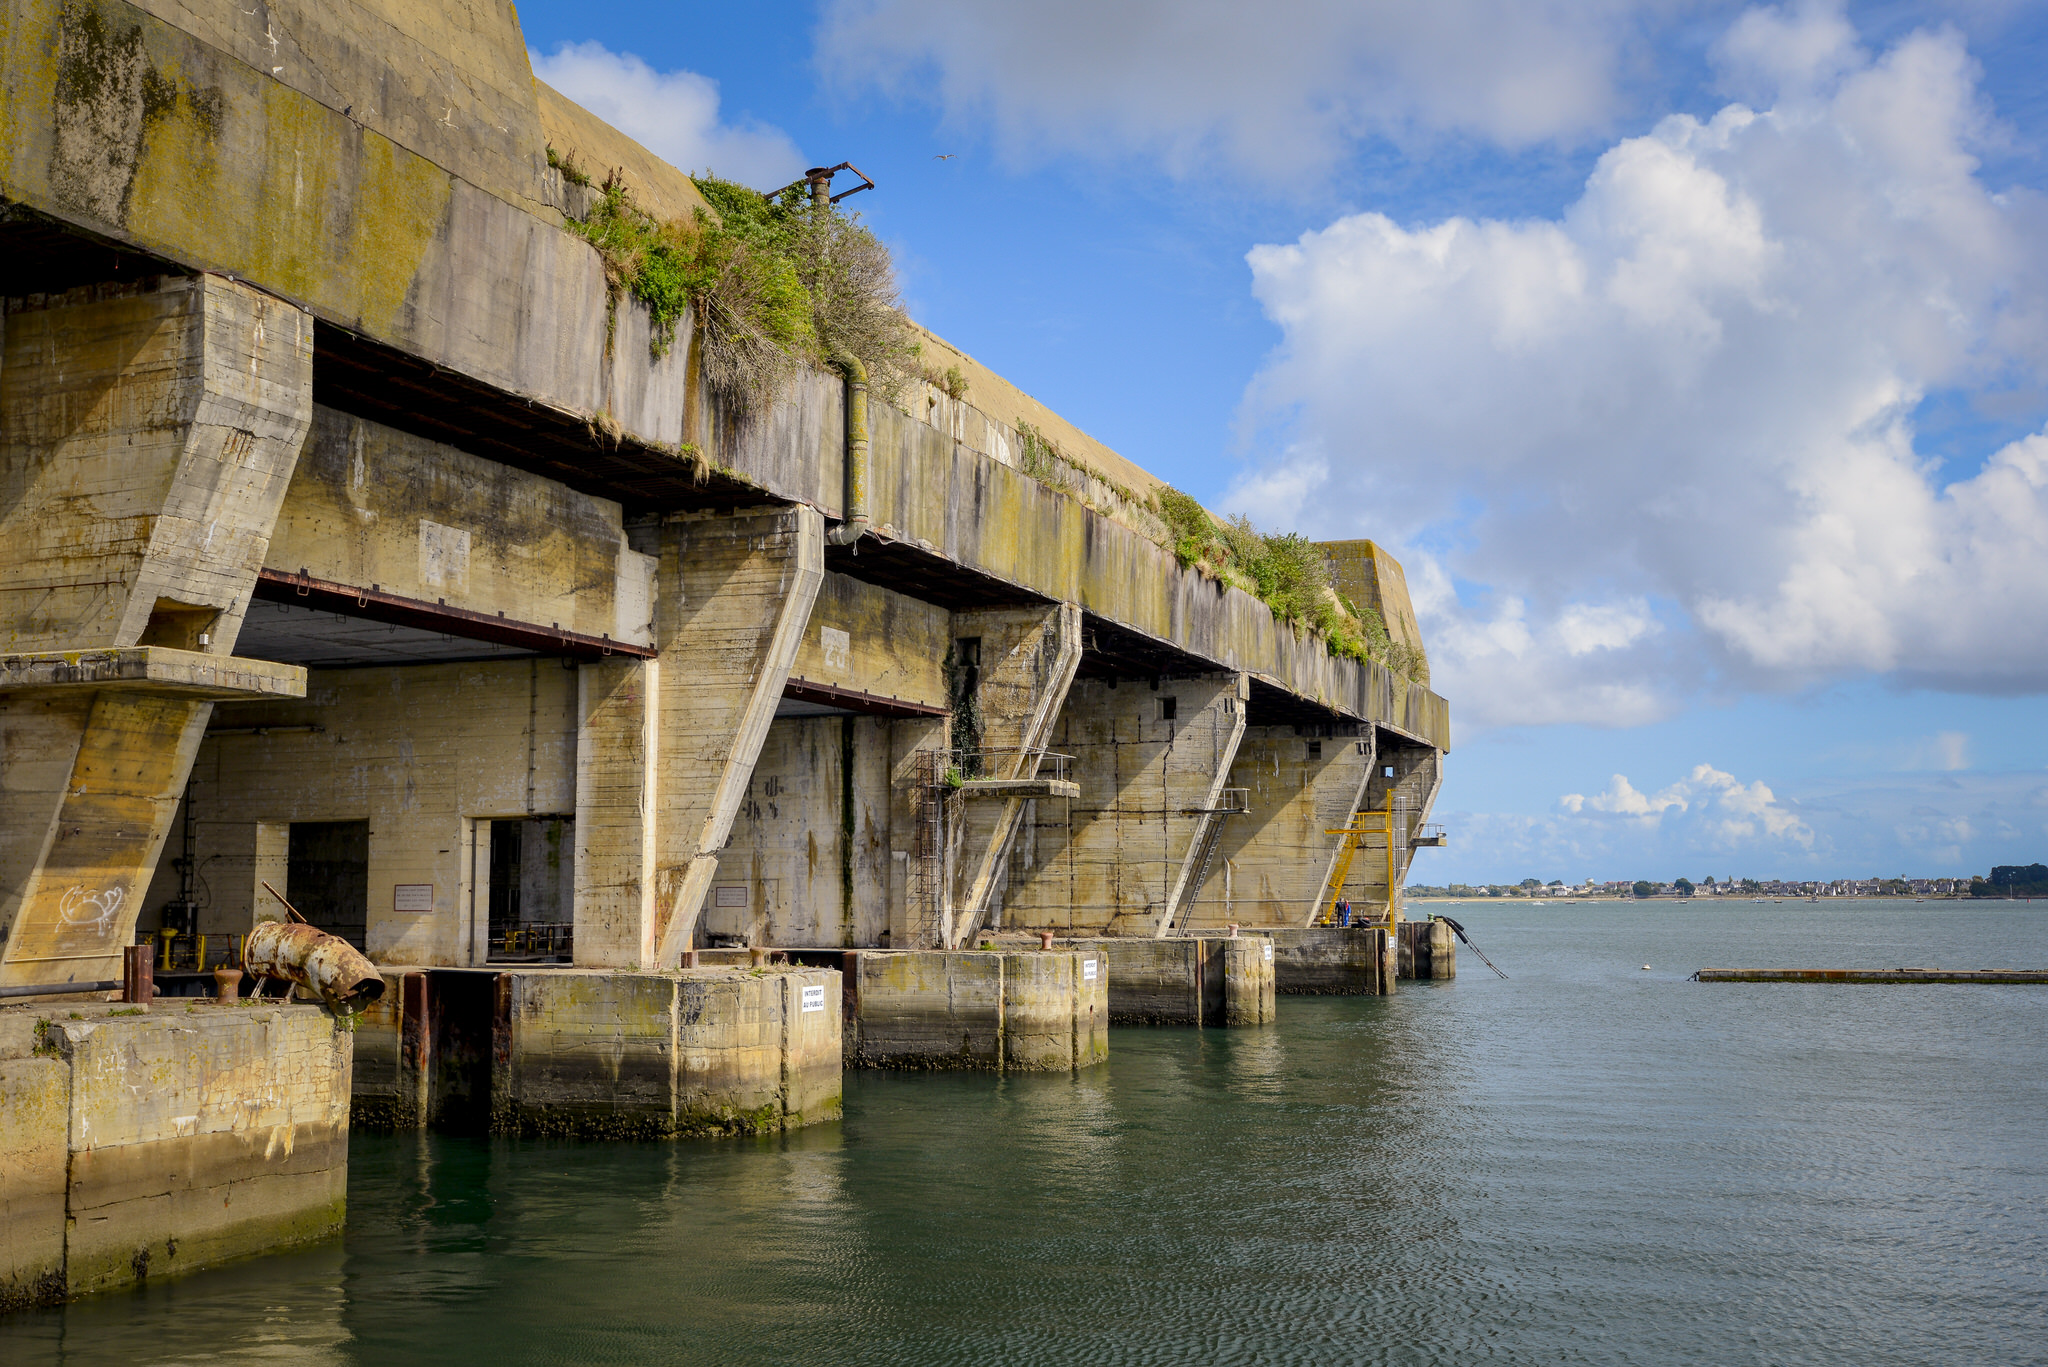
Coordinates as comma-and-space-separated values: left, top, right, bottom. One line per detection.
1149, 486, 1427, 682
556, 154, 914, 418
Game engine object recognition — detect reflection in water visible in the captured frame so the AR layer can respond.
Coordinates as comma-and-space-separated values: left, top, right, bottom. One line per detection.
3, 902, 2044, 1366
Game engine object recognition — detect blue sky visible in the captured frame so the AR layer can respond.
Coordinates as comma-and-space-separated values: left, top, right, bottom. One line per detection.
517, 0, 2048, 884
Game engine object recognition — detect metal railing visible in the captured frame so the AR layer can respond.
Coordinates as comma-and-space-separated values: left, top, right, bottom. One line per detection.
948, 747, 1073, 785
490, 922, 574, 961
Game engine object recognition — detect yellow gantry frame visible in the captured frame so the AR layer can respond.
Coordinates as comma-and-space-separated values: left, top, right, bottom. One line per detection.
1322, 810, 1399, 930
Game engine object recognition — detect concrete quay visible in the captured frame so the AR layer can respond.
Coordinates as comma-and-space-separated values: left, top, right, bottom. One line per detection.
1694, 968, 2048, 984
1062, 936, 1276, 1026
0, 1001, 350, 1311
352, 966, 841, 1138
839, 950, 1109, 1072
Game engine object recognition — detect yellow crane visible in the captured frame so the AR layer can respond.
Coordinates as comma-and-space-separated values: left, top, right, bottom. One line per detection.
1321, 809, 1398, 930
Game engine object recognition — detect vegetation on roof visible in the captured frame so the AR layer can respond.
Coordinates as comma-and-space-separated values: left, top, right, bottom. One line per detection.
552, 150, 914, 419
1153, 483, 1429, 683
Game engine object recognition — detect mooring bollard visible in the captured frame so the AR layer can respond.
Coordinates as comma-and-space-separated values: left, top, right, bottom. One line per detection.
749, 947, 767, 968
680, 950, 698, 969
121, 944, 153, 1003
1227, 922, 1239, 939
1039, 930, 1055, 951
212, 966, 243, 1001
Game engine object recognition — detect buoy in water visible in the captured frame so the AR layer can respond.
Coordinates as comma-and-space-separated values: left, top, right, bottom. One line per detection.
1641, 965, 1651, 970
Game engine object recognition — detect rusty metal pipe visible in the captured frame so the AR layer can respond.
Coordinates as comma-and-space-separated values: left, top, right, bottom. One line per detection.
824, 352, 870, 549
243, 921, 385, 1014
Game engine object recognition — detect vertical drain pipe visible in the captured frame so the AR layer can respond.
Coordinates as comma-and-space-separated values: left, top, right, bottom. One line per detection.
825, 351, 870, 549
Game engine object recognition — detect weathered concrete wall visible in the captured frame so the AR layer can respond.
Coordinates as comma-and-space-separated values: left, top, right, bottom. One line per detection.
846, 949, 1107, 1071
786, 572, 950, 711
711, 716, 894, 948
0, 1000, 350, 1309
1177, 726, 1375, 931
135, 658, 577, 961
1268, 927, 1396, 996
1321, 540, 1429, 682
1006, 673, 1246, 936
269, 408, 656, 647
0, 274, 312, 986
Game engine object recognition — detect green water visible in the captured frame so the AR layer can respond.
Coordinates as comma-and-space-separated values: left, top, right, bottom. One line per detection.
6, 900, 2045, 1365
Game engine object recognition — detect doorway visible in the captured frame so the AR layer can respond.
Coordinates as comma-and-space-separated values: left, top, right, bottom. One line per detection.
287, 820, 369, 949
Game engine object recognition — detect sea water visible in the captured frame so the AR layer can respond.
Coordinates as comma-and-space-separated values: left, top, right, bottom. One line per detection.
5, 899, 2044, 1365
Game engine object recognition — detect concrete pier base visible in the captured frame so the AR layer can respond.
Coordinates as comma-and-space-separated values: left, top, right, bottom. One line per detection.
350, 967, 841, 1138
1267, 927, 1398, 995
1065, 937, 1275, 1026
1398, 918, 1457, 980
1, 1001, 350, 1311
843, 950, 1108, 1070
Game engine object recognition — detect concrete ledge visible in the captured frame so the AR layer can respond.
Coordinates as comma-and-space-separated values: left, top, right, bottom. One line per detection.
1694, 968, 2048, 984
1267, 927, 1397, 995
846, 950, 1107, 1070
1, 1001, 350, 1310
956, 778, 1083, 800
0, 648, 307, 699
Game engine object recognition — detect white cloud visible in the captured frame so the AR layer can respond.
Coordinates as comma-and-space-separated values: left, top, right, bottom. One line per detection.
815, 0, 1699, 182
531, 43, 805, 187
1560, 762, 1812, 845
1563, 773, 1692, 821
1232, 6, 2048, 726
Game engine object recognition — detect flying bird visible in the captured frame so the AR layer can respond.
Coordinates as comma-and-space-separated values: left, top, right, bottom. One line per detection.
933, 154, 956, 160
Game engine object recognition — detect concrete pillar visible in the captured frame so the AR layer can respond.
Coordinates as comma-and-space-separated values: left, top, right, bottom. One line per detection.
572, 658, 660, 967
0, 276, 313, 987
647, 507, 824, 967
944, 602, 1081, 947
1179, 724, 1376, 932
1006, 672, 1248, 936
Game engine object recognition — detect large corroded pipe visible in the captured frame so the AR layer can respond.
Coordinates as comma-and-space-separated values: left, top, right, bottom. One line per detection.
244, 920, 385, 1013
823, 352, 870, 548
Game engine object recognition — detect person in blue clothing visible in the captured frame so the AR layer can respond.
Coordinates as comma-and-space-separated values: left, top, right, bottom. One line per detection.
1336, 897, 1352, 927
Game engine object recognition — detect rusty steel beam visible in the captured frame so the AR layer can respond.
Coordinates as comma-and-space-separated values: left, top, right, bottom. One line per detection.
253, 568, 657, 661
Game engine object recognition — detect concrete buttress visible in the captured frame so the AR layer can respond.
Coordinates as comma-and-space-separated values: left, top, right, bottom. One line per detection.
647, 507, 824, 967
945, 602, 1082, 948
0, 275, 312, 987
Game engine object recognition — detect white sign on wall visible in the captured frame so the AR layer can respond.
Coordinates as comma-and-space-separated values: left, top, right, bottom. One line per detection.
1263, 942, 1274, 963
393, 884, 434, 913
801, 984, 826, 1013
1083, 958, 1098, 981
714, 885, 748, 908
821, 626, 851, 673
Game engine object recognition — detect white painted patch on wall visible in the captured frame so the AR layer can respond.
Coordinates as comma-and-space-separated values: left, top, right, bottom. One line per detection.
616, 546, 658, 647
418, 520, 471, 594
821, 626, 851, 673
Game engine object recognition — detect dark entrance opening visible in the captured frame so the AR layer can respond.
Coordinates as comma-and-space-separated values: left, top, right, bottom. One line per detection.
426, 970, 500, 1135
487, 816, 574, 962
288, 820, 369, 949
